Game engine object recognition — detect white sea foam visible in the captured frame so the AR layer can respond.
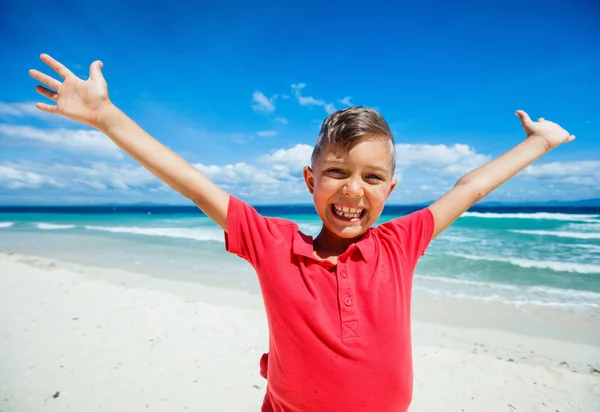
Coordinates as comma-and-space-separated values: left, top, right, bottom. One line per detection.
564, 223, 600, 231
298, 223, 321, 236
510, 230, 600, 239
417, 275, 600, 300
447, 252, 600, 274
565, 244, 600, 252
461, 212, 598, 222
84, 225, 224, 242
413, 286, 600, 311
37, 223, 76, 230
437, 235, 474, 243
0, 222, 13, 228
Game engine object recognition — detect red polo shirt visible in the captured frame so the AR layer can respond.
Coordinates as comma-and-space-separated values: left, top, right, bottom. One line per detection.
225, 196, 434, 412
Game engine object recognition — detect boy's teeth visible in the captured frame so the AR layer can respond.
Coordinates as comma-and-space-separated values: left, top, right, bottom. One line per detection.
333, 205, 363, 218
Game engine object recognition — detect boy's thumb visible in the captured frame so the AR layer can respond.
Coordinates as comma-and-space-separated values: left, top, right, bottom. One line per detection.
90, 60, 104, 79
515, 110, 532, 125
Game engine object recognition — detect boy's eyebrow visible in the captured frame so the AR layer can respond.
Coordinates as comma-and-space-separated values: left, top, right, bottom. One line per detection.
322, 159, 390, 174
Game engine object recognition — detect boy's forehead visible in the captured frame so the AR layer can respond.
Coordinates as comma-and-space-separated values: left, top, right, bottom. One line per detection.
317, 140, 394, 170
319, 139, 392, 162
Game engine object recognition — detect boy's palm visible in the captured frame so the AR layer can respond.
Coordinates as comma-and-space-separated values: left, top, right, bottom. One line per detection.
29, 54, 110, 127
516, 110, 575, 150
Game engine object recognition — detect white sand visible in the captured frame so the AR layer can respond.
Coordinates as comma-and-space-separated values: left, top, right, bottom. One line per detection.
1, 251, 599, 412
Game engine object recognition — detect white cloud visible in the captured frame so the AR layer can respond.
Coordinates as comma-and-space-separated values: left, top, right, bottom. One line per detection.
0, 165, 65, 189
524, 161, 600, 177
395, 143, 491, 177
259, 144, 313, 171
251, 91, 276, 113
275, 117, 288, 125
192, 158, 310, 201
256, 130, 278, 137
3, 139, 597, 204
194, 162, 281, 186
291, 84, 324, 107
338, 96, 353, 106
0, 161, 156, 192
193, 146, 313, 194
0, 124, 123, 158
0, 101, 67, 122
521, 161, 600, 186
290, 83, 340, 115
298, 95, 324, 106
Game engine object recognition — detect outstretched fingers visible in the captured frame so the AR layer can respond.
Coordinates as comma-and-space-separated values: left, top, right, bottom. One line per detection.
29, 69, 61, 91
35, 85, 58, 102
40, 53, 74, 79
35, 102, 58, 114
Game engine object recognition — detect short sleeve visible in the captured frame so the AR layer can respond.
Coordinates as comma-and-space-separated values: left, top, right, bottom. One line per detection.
376, 207, 435, 268
224, 195, 281, 269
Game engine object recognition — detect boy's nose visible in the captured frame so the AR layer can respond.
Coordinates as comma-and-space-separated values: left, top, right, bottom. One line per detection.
342, 179, 364, 197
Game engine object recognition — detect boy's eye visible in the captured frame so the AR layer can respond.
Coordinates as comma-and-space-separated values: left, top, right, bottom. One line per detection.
366, 174, 383, 180
327, 168, 344, 174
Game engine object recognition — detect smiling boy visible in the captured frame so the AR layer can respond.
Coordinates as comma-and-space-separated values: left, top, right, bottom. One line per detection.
29, 54, 575, 412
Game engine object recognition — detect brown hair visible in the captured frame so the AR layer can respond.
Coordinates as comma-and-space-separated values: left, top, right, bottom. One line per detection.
311, 106, 396, 172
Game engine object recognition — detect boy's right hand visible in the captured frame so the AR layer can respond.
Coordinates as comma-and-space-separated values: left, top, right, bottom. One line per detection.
29, 54, 111, 129
28, 53, 230, 230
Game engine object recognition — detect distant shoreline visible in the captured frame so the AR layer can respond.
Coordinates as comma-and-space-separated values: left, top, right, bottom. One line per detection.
1, 197, 600, 208
1, 203, 600, 215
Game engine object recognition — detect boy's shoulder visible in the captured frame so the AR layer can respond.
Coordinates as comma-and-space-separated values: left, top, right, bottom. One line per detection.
233, 195, 308, 236
372, 207, 435, 260
372, 207, 434, 243
264, 215, 299, 230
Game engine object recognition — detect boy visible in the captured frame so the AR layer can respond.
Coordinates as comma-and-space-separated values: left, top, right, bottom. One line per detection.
28, 54, 575, 411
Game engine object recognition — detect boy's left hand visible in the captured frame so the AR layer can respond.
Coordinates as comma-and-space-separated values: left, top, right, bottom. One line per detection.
516, 110, 575, 151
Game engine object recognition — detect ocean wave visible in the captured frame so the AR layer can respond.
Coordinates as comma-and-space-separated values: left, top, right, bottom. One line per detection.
84, 225, 224, 242
413, 287, 600, 310
510, 230, 600, 239
447, 252, 600, 274
0, 222, 13, 228
417, 275, 600, 300
565, 244, 600, 252
298, 223, 321, 235
37, 223, 76, 230
564, 223, 600, 231
462, 212, 598, 222
437, 235, 474, 243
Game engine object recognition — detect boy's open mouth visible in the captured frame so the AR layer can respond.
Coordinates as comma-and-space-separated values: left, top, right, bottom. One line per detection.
331, 204, 366, 222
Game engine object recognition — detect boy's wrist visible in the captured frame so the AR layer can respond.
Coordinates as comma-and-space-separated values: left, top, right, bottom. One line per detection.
94, 102, 121, 133
524, 133, 551, 154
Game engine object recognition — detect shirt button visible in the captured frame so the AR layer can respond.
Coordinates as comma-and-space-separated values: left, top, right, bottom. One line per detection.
344, 297, 352, 306
340, 270, 347, 279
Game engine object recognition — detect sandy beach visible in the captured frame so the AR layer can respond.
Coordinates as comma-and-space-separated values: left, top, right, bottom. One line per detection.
1, 251, 599, 412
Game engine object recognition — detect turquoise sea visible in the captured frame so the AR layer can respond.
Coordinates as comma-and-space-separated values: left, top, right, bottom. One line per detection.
1, 204, 599, 317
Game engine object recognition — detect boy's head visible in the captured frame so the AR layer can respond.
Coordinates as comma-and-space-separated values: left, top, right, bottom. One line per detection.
311, 106, 396, 171
304, 106, 398, 242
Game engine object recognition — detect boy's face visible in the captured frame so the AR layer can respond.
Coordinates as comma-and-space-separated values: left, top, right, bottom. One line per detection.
303, 137, 397, 241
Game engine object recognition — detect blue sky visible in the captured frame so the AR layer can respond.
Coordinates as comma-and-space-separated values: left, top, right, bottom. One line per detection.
1, 0, 598, 205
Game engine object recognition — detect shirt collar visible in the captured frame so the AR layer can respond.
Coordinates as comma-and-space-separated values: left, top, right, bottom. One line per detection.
293, 227, 375, 264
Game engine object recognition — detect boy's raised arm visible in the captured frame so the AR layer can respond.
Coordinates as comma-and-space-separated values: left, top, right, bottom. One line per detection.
428, 111, 575, 239
29, 54, 230, 230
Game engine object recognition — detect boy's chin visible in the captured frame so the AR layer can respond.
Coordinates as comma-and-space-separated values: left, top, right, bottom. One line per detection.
336, 227, 368, 239
326, 221, 370, 239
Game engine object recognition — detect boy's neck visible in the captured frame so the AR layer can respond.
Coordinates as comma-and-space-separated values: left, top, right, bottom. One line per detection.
313, 228, 364, 262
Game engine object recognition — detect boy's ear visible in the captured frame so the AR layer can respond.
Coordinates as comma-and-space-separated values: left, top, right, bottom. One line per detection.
386, 179, 398, 199
303, 166, 315, 194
